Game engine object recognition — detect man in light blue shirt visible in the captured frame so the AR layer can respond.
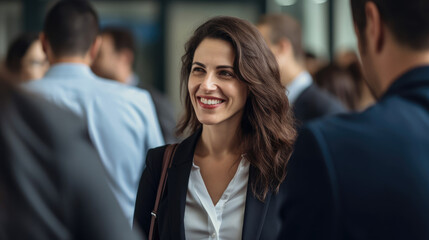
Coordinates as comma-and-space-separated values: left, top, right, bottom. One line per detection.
26, 0, 164, 225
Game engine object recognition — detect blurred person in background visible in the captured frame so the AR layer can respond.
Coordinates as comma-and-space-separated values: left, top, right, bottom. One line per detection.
314, 63, 360, 110
0, 76, 141, 240
134, 16, 296, 240
305, 50, 327, 77
335, 49, 375, 110
25, 0, 164, 225
92, 27, 178, 144
257, 14, 346, 125
281, 0, 429, 239
335, 49, 359, 68
3, 32, 48, 82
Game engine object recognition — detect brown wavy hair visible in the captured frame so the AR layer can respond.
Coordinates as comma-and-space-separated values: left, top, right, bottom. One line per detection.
176, 16, 296, 201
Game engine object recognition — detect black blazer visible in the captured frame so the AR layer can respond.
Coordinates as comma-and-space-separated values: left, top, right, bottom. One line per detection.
134, 129, 286, 239
280, 66, 429, 240
293, 83, 346, 124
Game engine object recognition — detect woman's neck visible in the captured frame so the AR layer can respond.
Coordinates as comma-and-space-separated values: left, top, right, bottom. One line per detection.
197, 123, 242, 158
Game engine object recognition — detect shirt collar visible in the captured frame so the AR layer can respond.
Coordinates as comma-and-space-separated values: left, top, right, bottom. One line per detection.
44, 63, 96, 80
286, 71, 313, 104
382, 65, 429, 100
125, 73, 140, 86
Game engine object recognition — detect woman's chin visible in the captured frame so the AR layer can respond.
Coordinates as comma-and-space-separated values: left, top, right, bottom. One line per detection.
197, 117, 220, 126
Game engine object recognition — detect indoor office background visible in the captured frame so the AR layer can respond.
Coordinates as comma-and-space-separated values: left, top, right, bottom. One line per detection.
0, 0, 356, 111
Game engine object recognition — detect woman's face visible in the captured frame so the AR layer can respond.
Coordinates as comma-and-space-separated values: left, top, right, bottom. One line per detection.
21, 40, 49, 81
188, 38, 248, 128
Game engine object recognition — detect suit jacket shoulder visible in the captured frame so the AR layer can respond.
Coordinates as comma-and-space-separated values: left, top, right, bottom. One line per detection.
1, 89, 140, 240
282, 66, 429, 240
294, 83, 346, 124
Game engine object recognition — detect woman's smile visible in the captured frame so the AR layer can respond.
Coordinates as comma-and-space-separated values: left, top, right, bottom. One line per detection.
197, 96, 226, 109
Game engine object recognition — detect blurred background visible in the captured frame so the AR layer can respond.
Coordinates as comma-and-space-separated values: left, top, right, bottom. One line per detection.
0, 0, 357, 110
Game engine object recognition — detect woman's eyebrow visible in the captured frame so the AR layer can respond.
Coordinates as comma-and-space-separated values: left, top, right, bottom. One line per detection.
192, 62, 205, 68
216, 65, 234, 69
192, 62, 234, 69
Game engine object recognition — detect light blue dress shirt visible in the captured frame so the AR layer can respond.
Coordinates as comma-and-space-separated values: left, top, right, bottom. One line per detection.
286, 71, 313, 104
26, 63, 165, 225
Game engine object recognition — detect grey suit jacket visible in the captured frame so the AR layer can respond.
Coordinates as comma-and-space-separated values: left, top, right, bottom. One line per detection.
0, 86, 141, 240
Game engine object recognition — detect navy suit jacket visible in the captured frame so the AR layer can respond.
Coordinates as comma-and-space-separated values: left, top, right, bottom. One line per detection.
134, 130, 287, 240
294, 83, 346, 124
281, 66, 429, 239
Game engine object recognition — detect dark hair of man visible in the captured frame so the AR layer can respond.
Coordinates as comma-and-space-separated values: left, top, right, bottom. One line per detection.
5, 33, 39, 73
257, 14, 304, 62
177, 16, 296, 201
43, 0, 99, 57
101, 27, 136, 54
351, 0, 429, 50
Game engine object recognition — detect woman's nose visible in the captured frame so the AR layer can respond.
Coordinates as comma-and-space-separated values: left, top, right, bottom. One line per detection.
200, 73, 217, 91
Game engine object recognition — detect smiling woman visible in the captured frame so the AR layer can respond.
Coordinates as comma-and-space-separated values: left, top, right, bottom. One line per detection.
134, 16, 296, 240
188, 38, 248, 126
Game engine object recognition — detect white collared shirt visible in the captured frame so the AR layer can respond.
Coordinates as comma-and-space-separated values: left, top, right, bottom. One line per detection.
286, 71, 313, 104
184, 155, 249, 240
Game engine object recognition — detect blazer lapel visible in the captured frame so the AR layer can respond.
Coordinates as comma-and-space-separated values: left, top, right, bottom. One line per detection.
166, 129, 201, 240
241, 166, 273, 240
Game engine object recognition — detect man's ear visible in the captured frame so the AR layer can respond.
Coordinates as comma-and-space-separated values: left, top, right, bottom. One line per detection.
90, 36, 102, 61
277, 37, 293, 58
120, 49, 134, 66
39, 32, 55, 63
365, 1, 384, 53
39, 32, 48, 55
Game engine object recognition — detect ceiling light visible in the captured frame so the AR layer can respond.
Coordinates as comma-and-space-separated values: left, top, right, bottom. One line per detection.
275, 0, 297, 7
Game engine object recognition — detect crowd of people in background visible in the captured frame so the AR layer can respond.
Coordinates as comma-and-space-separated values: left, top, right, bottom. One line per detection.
1, 0, 429, 239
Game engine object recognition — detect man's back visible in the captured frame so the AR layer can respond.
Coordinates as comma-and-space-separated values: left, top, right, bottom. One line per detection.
0, 85, 141, 240
282, 66, 429, 239
26, 63, 164, 223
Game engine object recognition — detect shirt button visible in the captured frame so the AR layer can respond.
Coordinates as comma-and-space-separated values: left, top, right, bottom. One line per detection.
211, 232, 216, 238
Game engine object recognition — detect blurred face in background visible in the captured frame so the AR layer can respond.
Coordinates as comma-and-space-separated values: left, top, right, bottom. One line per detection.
257, 24, 282, 62
91, 34, 121, 82
21, 40, 49, 81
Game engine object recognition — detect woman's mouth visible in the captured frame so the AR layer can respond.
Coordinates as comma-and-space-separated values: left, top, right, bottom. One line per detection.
197, 96, 225, 109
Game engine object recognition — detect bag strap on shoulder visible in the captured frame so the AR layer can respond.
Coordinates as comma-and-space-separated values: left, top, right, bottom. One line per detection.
148, 143, 179, 240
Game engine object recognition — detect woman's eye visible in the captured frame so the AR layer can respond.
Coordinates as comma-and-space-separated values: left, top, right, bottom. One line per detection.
192, 67, 204, 72
219, 70, 234, 78
191, 67, 206, 76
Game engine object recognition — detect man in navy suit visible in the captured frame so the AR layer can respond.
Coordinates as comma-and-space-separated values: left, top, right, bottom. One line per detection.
257, 14, 346, 124
280, 0, 429, 239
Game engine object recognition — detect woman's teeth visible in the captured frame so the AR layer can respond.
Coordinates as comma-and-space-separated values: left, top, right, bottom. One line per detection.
200, 97, 222, 105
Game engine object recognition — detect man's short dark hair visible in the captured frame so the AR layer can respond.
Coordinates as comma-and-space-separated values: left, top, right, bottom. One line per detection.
101, 27, 135, 54
257, 14, 304, 61
351, 0, 429, 50
43, 0, 99, 57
